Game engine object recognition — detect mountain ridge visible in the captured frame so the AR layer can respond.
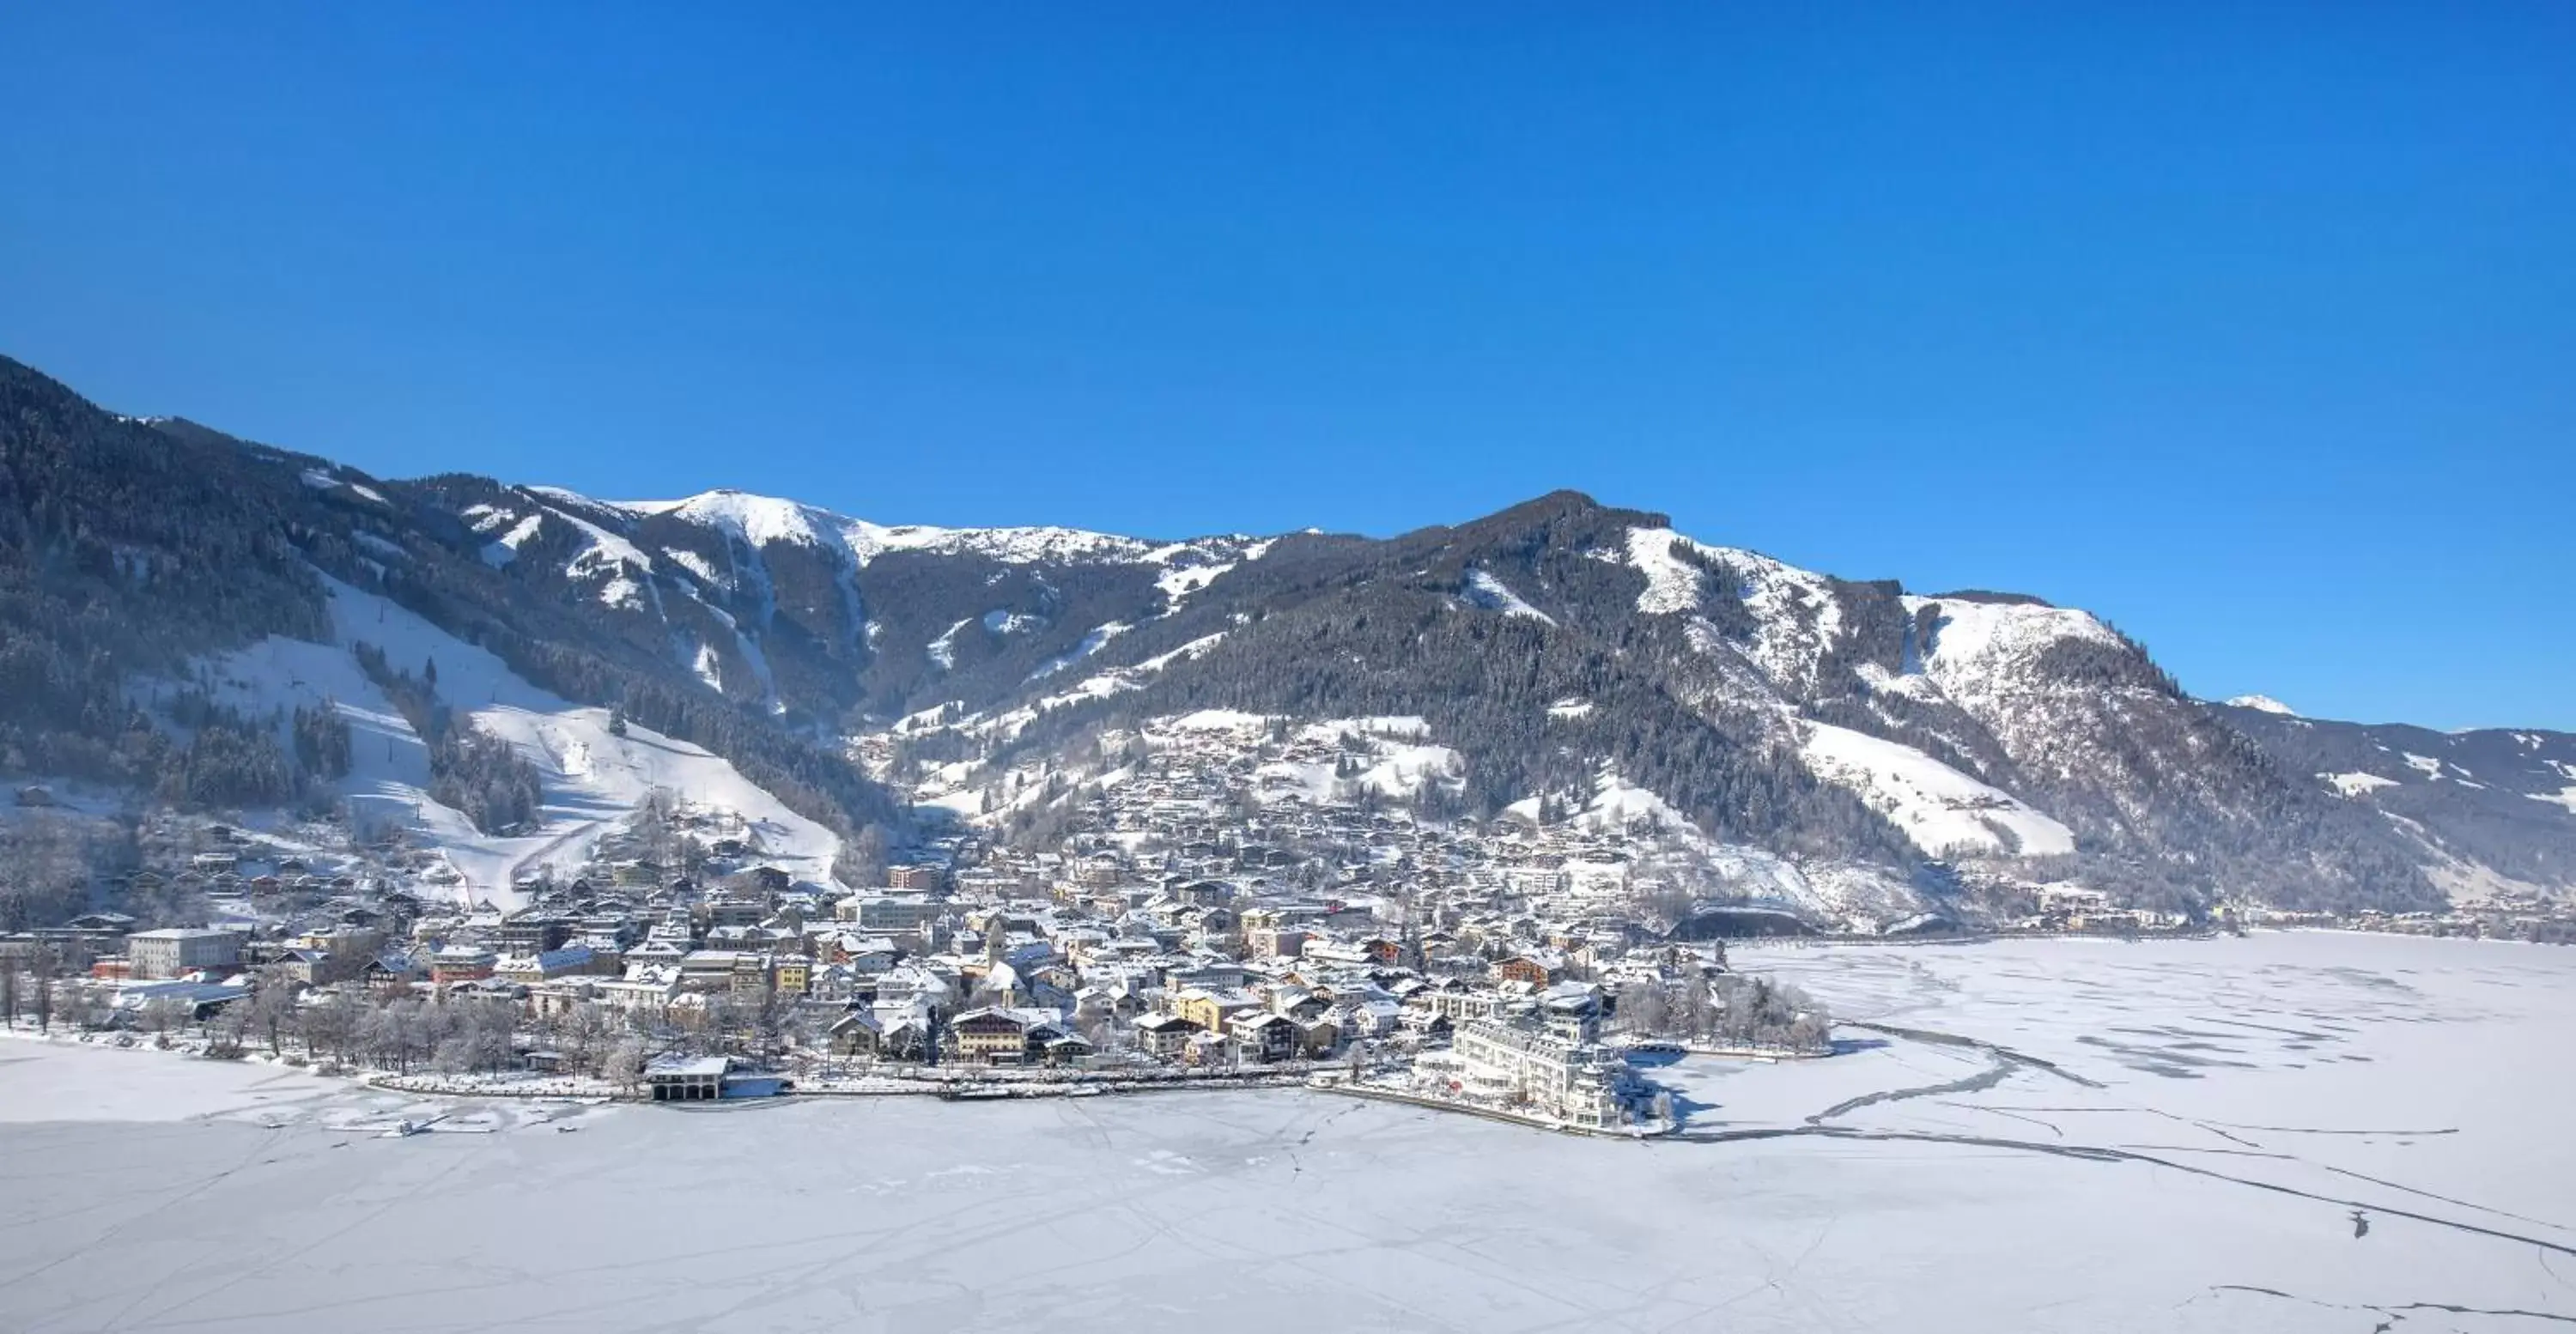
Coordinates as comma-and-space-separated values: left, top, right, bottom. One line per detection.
6, 351, 2568, 924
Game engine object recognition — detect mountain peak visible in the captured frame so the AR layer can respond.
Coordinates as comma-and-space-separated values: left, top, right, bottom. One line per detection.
1460, 488, 1672, 538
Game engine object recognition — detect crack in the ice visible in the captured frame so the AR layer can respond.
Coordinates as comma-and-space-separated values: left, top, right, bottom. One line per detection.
1839, 1022, 2105, 1088
1662, 1125, 2576, 1261
1670, 1016, 2562, 1283
2213, 1282, 2576, 1327
2313, 1163, 2574, 1232
1806, 1056, 2018, 1125
1932, 1100, 2064, 1137
2192, 1119, 2459, 1137
1804, 1022, 2105, 1126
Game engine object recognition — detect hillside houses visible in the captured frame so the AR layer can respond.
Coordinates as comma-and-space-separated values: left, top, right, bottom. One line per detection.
9, 714, 1852, 1128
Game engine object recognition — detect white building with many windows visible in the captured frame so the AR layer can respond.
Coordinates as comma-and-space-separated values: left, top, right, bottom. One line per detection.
1445, 1018, 1626, 1128
125, 928, 242, 980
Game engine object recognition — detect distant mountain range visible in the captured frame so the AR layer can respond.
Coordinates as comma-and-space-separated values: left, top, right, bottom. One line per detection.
4, 352, 2567, 920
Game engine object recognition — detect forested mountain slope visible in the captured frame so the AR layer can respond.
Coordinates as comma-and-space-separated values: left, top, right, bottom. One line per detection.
2215, 702, 2576, 901
0, 357, 900, 887
8, 350, 2564, 919
891, 490, 2445, 913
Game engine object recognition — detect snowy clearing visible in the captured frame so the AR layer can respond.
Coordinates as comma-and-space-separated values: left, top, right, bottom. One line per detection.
188, 574, 840, 905
1154, 561, 1234, 609
1628, 526, 1850, 694
1501, 769, 1920, 924
1904, 593, 2122, 712
2324, 771, 2401, 797
1461, 568, 1554, 623
1028, 622, 1131, 680
1800, 720, 2077, 857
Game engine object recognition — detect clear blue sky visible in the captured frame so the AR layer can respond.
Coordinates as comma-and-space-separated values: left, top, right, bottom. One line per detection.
4, 4, 2570, 730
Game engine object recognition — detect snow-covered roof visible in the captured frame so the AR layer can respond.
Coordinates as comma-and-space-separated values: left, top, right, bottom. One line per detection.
645, 1055, 732, 1078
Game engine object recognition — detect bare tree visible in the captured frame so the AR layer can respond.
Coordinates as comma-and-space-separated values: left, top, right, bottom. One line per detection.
205, 1003, 250, 1058
141, 995, 191, 1046
561, 1002, 613, 1071
1680, 975, 1716, 1039
0, 811, 112, 931
246, 971, 301, 1055
28, 954, 58, 1034
368, 997, 434, 1073
302, 991, 361, 1065
835, 824, 890, 889
433, 1010, 511, 1074
1618, 979, 1672, 1036
604, 1036, 646, 1091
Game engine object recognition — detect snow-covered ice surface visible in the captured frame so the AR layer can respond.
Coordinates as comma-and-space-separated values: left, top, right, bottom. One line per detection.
6, 933, 2575, 1333
0, 1040, 341, 1124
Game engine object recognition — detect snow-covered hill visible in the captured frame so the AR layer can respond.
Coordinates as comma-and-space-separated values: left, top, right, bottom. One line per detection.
184, 574, 840, 906
1799, 721, 2075, 858
2216, 700, 2576, 899
9, 349, 2565, 922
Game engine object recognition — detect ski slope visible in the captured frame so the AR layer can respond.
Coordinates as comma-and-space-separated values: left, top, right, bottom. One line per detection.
191, 574, 841, 905
1800, 720, 2077, 858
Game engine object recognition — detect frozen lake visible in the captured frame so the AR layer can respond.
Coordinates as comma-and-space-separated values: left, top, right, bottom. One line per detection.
5, 931, 2574, 1332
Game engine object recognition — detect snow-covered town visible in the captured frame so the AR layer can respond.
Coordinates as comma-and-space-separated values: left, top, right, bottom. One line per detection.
0, 713, 1868, 1133
11, 706, 2569, 1143
0, 767, 1781, 1133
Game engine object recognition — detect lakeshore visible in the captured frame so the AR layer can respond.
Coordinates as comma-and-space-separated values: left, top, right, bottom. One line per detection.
6, 931, 2574, 1334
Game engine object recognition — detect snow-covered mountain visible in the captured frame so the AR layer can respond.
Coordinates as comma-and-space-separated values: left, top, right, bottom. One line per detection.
1, 358, 900, 912
6, 352, 2567, 920
415, 476, 1272, 727
2213, 702, 2576, 904
184, 572, 841, 904
816, 486, 2470, 918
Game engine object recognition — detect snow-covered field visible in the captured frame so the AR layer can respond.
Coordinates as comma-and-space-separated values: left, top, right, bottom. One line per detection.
4, 932, 2573, 1332
185, 574, 840, 904
1798, 719, 2077, 857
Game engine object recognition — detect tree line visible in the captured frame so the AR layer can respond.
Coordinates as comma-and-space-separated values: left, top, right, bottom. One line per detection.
1614, 972, 1832, 1055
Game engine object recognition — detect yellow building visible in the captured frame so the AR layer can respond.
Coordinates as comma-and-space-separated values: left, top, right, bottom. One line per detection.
949, 1008, 1039, 1064
1171, 986, 1261, 1032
